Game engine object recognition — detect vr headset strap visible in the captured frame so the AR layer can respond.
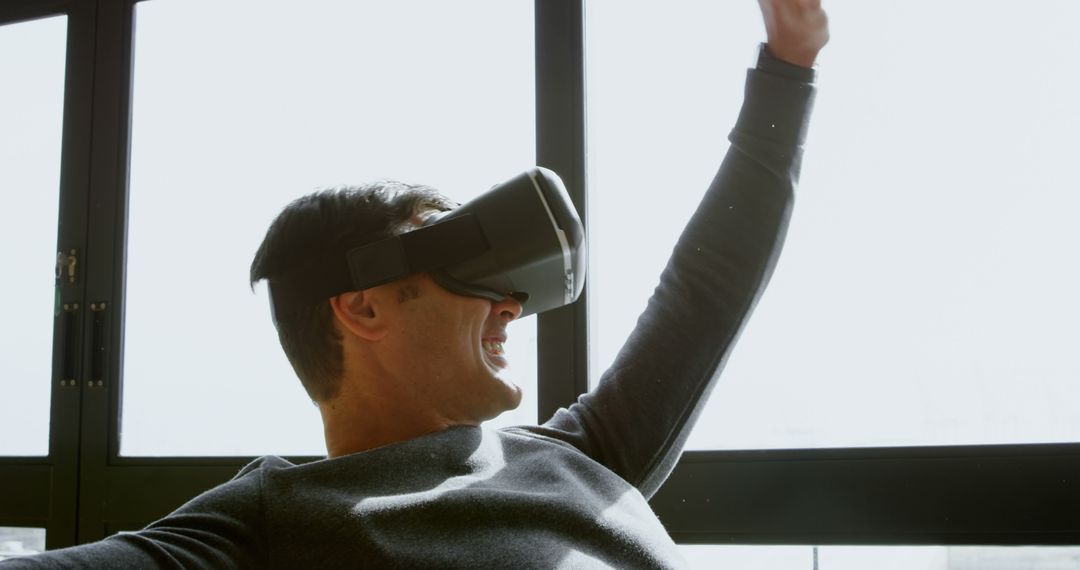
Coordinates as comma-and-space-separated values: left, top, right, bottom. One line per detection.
269, 214, 489, 320
346, 214, 489, 289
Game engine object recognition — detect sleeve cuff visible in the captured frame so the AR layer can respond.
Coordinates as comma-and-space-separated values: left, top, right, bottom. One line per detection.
732, 60, 817, 169
755, 43, 816, 83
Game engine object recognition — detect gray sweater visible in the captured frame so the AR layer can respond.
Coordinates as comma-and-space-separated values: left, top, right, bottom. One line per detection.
7, 48, 815, 569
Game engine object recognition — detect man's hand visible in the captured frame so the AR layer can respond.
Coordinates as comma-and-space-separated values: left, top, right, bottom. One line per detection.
757, 0, 829, 68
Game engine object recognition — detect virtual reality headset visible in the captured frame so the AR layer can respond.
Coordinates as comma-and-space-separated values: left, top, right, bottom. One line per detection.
267, 167, 586, 323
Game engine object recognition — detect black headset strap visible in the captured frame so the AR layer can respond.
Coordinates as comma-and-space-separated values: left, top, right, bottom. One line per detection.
347, 214, 488, 288
268, 214, 489, 319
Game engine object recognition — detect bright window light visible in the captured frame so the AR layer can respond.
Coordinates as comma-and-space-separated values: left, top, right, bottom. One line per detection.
678, 546, 1080, 570
587, 0, 1080, 450
122, 0, 535, 456
0, 15, 67, 457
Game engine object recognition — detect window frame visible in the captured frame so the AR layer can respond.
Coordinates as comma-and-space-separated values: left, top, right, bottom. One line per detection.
0, 0, 95, 550
0, 0, 1076, 551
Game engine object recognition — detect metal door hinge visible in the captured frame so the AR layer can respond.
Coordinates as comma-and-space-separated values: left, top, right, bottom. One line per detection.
56, 249, 78, 284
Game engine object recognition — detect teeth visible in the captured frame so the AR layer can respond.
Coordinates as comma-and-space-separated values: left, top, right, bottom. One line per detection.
483, 340, 505, 356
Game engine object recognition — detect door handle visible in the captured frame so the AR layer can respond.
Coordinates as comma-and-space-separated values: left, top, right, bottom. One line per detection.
89, 302, 107, 387
60, 302, 80, 388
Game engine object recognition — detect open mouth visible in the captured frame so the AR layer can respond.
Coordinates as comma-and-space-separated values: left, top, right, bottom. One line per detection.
482, 339, 505, 357
481, 336, 509, 371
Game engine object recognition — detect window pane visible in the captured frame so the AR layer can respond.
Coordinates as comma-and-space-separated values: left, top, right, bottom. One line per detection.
0, 527, 46, 561
122, 0, 535, 456
819, 546, 1080, 570
678, 545, 812, 569
678, 546, 1080, 570
587, 1, 1080, 450
0, 16, 67, 457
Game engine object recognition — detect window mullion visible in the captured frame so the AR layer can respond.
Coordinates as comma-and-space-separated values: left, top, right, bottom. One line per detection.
75, 0, 136, 545
534, 0, 589, 420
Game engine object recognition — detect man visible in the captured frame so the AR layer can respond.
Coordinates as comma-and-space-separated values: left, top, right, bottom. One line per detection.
6, 0, 827, 567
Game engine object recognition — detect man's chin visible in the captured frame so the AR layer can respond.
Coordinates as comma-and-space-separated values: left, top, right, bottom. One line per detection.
496, 373, 523, 409
505, 382, 523, 411
480, 374, 522, 421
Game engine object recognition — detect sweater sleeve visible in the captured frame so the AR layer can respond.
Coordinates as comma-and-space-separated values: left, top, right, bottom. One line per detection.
533, 60, 816, 499
1, 458, 269, 569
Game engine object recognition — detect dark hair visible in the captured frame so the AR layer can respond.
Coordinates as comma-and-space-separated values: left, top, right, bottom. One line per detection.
250, 181, 456, 405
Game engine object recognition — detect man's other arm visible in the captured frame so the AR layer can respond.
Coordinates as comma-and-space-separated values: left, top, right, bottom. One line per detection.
0, 459, 268, 569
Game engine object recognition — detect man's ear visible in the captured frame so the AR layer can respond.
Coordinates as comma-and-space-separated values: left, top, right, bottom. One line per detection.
329, 290, 388, 342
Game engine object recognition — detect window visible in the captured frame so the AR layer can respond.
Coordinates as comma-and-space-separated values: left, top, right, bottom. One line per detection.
3, 0, 1075, 555
0, 527, 46, 561
0, 15, 67, 457
679, 546, 1080, 570
587, 0, 1080, 451
121, 0, 536, 456
679, 545, 811, 569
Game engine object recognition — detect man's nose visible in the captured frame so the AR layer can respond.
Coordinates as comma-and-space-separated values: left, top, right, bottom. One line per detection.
492, 295, 523, 322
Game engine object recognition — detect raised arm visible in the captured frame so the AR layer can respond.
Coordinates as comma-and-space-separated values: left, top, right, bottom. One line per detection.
535, 0, 829, 498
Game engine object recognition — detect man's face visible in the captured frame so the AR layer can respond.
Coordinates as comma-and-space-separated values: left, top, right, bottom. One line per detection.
387, 273, 524, 423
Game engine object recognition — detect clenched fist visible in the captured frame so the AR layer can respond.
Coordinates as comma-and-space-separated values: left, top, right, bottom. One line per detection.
757, 0, 829, 68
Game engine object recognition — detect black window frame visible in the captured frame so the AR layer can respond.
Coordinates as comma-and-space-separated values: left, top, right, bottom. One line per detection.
0, 0, 96, 549
1, 0, 1077, 552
